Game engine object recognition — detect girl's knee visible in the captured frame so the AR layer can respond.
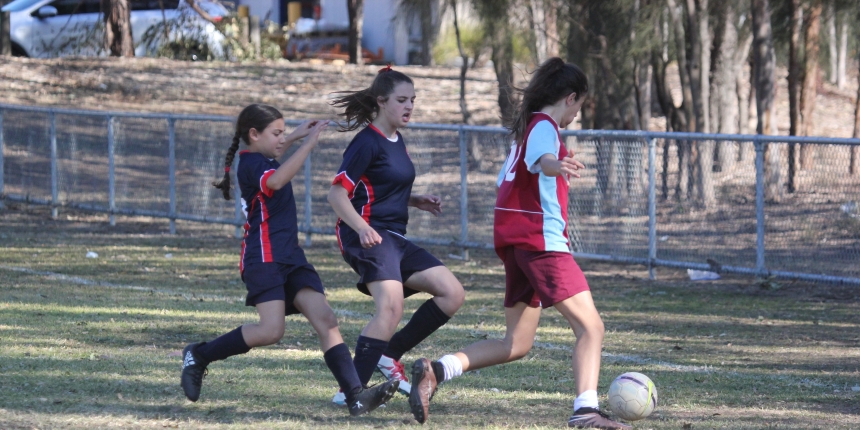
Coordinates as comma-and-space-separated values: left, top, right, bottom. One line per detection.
259, 324, 285, 345
505, 338, 533, 361
375, 301, 404, 326
313, 308, 340, 332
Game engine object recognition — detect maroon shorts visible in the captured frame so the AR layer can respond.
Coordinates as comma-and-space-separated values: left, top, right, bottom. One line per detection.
500, 247, 590, 308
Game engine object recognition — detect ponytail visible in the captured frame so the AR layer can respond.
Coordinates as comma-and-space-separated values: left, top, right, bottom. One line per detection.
213, 104, 283, 200
330, 68, 414, 132
507, 57, 588, 144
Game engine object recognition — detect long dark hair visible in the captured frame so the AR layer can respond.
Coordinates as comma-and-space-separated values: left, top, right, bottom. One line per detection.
507, 58, 589, 144
213, 104, 283, 200
329, 67, 414, 132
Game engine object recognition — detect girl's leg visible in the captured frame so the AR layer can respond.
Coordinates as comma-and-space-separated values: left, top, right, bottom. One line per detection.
293, 288, 362, 401
181, 300, 285, 402
240, 300, 287, 348
552, 291, 604, 396
293, 288, 343, 351
382, 266, 465, 361
408, 302, 540, 423
350, 280, 405, 386
449, 301, 541, 372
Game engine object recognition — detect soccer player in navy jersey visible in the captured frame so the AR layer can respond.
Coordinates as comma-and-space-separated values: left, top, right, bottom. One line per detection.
408, 59, 631, 429
179, 104, 398, 416
326, 67, 465, 405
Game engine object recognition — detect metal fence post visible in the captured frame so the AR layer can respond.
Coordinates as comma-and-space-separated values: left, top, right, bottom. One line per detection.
303, 154, 312, 247
233, 155, 242, 239
647, 137, 657, 280
754, 137, 766, 275
50, 111, 58, 219
107, 116, 116, 226
0, 109, 4, 210
168, 117, 176, 234
458, 126, 469, 260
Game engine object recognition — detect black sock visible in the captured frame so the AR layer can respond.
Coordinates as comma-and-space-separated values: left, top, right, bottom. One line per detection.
196, 326, 250, 363
353, 335, 388, 386
324, 343, 363, 403
431, 360, 445, 385
383, 299, 450, 360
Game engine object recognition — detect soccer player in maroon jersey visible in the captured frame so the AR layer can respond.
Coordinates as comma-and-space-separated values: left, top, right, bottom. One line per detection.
179, 104, 397, 415
326, 67, 465, 405
408, 59, 631, 429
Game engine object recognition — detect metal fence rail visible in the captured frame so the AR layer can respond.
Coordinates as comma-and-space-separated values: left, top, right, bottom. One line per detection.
2, 103, 859, 286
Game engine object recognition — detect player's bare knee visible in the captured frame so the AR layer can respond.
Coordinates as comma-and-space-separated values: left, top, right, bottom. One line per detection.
259, 324, 285, 345
315, 309, 339, 332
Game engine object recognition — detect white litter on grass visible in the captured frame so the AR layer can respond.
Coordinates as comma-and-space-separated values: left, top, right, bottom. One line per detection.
687, 269, 720, 281
164, 253, 173, 259
852, 386, 860, 392
85, 251, 98, 259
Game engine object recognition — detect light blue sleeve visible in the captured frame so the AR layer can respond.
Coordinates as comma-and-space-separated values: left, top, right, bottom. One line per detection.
523, 120, 559, 174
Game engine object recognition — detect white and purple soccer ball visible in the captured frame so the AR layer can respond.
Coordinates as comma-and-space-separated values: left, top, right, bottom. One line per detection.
607, 372, 658, 421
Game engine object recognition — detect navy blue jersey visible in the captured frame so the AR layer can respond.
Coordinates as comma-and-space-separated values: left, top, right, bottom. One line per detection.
331, 125, 416, 235
237, 151, 307, 271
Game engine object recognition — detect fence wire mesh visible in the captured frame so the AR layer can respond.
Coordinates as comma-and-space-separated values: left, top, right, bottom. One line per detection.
1, 104, 859, 285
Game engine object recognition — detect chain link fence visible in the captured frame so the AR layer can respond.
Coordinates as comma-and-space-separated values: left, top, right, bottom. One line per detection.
2, 104, 859, 285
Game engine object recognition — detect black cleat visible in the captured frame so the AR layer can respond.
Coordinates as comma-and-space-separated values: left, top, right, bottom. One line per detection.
567, 407, 632, 429
347, 379, 399, 417
180, 342, 209, 402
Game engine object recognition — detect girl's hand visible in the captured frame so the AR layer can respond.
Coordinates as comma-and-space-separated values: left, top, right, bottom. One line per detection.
410, 194, 442, 216
559, 150, 586, 180
306, 120, 330, 141
358, 225, 382, 248
289, 120, 316, 140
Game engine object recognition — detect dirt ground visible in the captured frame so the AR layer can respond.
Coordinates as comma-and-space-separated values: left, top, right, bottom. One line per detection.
1, 56, 858, 137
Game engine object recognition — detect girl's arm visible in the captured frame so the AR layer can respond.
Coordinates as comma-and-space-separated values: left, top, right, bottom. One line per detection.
328, 185, 382, 248
265, 121, 329, 191
538, 150, 585, 179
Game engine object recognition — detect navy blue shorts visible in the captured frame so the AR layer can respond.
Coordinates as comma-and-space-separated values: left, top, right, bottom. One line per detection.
336, 224, 444, 297
242, 262, 325, 314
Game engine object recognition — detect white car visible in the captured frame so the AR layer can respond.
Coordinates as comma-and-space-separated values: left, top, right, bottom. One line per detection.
2, 0, 227, 58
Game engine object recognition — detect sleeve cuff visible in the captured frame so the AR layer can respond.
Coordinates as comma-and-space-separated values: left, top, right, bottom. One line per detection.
259, 169, 276, 197
331, 171, 356, 195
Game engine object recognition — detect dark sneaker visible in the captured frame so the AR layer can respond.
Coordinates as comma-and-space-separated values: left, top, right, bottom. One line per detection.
408, 358, 438, 424
567, 407, 632, 429
180, 342, 209, 402
348, 379, 399, 417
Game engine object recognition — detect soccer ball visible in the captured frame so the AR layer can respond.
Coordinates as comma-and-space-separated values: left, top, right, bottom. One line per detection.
607, 372, 658, 421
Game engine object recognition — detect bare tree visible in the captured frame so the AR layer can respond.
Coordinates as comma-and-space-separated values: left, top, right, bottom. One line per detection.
710, 0, 752, 173
102, 0, 134, 57
799, 0, 822, 169
751, 0, 780, 202
474, 0, 514, 121
787, 0, 801, 192
347, 0, 365, 65
853, 57, 860, 175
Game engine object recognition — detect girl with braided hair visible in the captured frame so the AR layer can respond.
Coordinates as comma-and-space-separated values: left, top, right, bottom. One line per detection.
408, 58, 631, 429
180, 104, 398, 415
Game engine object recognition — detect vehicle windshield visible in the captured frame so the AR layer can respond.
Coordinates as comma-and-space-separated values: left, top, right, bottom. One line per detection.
1, 0, 47, 12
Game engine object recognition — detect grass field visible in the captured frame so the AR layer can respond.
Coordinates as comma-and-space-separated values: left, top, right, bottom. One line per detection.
1, 203, 859, 429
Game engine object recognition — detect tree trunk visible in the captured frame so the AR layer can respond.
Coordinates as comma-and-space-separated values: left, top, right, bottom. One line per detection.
0, 0, 10, 56
752, 0, 780, 202
347, 0, 365, 65
799, 0, 822, 170
787, 0, 801, 192
103, 0, 134, 57
826, 1, 837, 84
836, 14, 847, 89
852, 64, 860, 175
711, 1, 750, 173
